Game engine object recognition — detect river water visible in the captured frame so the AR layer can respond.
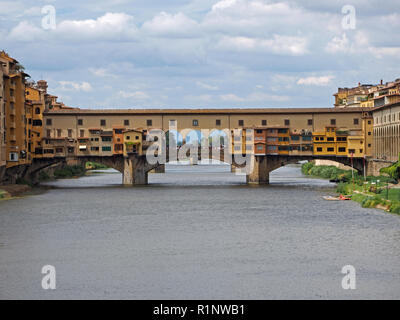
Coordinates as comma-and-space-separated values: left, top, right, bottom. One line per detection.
0, 164, 399, 299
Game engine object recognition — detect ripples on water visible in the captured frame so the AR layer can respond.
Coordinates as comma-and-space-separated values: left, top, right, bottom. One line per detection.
0, 163, 399, 299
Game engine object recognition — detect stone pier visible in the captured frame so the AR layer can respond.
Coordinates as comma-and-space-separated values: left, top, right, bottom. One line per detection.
246, 156, 270, 184
123, 155, 150, 185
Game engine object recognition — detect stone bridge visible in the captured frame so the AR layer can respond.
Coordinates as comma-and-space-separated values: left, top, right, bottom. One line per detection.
12, 147, 368, 186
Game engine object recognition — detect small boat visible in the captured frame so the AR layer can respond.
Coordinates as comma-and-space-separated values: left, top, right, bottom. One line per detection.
323, 195, 351, 201
323, 196, 341, 201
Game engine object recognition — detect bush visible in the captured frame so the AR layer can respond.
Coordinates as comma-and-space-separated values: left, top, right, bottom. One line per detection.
336, 182, 348, 194
389, 203, 400, 214
54, 165, 85, 179
301, 162, 314, 175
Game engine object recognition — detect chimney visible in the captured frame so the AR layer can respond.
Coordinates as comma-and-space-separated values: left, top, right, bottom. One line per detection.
380, 79, 383, 85
358, 82, 361, 87
36, 80, 48, 94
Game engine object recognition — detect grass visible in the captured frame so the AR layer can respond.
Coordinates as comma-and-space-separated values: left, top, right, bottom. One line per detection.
302, 162, 400, 215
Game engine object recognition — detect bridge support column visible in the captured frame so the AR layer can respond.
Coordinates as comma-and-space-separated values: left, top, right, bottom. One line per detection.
123, 155, 148, 185
154, 164, 165, 173
246, 156, 270, 185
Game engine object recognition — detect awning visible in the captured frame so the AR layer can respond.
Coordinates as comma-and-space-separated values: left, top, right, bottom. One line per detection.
79, 145, 87, 150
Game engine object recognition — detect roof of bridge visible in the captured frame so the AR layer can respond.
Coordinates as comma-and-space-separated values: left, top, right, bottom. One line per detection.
44, 107, 374, 115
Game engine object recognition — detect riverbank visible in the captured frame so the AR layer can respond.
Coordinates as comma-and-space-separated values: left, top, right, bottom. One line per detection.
0, 184, 32, 200
302, 162, 400, 215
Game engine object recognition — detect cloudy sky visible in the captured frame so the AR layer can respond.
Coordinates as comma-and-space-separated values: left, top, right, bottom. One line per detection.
1, 0, 399, 108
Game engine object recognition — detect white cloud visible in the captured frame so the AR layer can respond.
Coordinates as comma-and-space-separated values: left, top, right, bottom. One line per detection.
58, 81, 92, 92
217, 35, 308, 55
220, 93, 245, 102
369, 47, 400, 59
141, 12, 200, 38
118, 91, 149, 100
297, 76, 334, 86
196, 81, 219, 90
8, 21, 45, 41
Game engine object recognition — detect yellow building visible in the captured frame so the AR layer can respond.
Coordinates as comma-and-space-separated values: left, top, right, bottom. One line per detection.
0, 51, 30, 168
313, 126, 338, 156
26, 85, 46, 159
123, 129, 143, 156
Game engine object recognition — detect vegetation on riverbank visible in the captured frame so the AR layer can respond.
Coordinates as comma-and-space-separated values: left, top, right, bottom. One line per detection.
85, 162, 109, 170
54, 165, 86, 179
302, 162, 400, 215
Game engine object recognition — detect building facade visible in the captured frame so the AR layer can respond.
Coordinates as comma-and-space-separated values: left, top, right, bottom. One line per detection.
373, 102, 400, 162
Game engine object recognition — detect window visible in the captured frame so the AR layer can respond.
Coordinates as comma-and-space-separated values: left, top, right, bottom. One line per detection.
169, 120, 176, 126
330, 119, 336, 125
256, 130, 263, 134
284, 119, 290, 126
33, 120, 42, 126
46, 118, 52, 126
368, 120, 372, 125
257, 145, 263, 151
55, 148, 64, 153
35, 107, 40, 114
338, 147, 346, 152
360, 149, 363, 153
102, 146, 112, 152
100, 119, 106, 126
337, 137, 347, 142
124, 120, 130, 126
317, 147, 323, 152
216, 119, 221, 126
46, 129, 51, 137
354, 118, 359, 125
291, 136, 300, 141
238, 120, 244, 126
193, 119, 199, 126
327, 147, 334, 152
368, 144, 371, 148
78, 119, 83, 126
348, 149, 355, 154
327, 137, 334, 142
368, 132, 371, 136
308, 119, 313, 126
102, 137, 112, 142
90, 147, 99, 151
80, 130, 85, 138
57, 129, 61, 137
262, 120, 267, 126
147, 119, 152, 126
68, 129, 72, 138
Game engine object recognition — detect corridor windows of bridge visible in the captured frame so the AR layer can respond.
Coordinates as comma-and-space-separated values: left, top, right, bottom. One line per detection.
216, 119, 221, 126
100, 119, 106, 127
80, 129, 85, 138
308, 119, 313, 126
68, 129, 72, 138
46, 118, 52, 126
238, 120, 244, 126
284, 119, 290, 126
147, 119, 152, 126
262, 120, 267, 126
330, 119, 336, 125
192, 119, 199, 126
57, 129, 61, 138
46, 129, 51, 138
102, 146, 111, 152
124, 119, 130, 126
102, 136, 112, 142
78, 119, 83, 126
354, 118, 359, 125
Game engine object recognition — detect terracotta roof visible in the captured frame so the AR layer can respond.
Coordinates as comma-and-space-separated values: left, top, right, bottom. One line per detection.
44, 107, 374, 115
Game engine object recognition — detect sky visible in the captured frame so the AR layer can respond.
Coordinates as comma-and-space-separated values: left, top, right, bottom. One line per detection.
0, 0, 399, 109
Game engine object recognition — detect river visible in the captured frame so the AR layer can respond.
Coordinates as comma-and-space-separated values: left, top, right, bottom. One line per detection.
0, 164, 399, 299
